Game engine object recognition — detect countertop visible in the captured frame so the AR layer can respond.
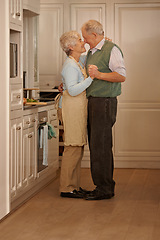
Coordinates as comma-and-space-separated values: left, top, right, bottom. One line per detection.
23, 101, 55, 110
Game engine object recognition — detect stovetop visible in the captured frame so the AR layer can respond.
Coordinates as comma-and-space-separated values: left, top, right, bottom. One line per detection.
39, 98, 55, 102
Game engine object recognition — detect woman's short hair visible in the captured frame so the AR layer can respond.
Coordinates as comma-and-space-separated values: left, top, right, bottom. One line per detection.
82, 20, 104, 36
60, 31, 81, 56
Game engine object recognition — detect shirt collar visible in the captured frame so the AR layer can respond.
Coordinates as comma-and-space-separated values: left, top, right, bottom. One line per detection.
90, 38, 105, 54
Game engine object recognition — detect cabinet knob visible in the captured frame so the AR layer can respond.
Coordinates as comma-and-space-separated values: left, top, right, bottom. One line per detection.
16, 95, 21, 99
47, 83, 50, 86
16, 12, 21, 17
26, 121, 30, 124
16, 126, 21, 130
32, 119, 36, 122
28, 134, 32, 138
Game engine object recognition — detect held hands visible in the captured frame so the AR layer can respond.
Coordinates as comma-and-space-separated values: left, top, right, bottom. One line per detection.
88, 65, 100, 79
88, 38, 111, 79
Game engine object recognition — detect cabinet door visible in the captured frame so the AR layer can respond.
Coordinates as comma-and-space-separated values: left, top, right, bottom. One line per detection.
23, 126, 37, 186
10, 118, 23, 199
48, 115, 59, 169
39, 3, 63, 90
10, 84, 23, 111
10, 119, 17, 198
9, 0, 23, 27
28, 128, 36, 182
22, 130, 29, 187
10, 30, 23, 87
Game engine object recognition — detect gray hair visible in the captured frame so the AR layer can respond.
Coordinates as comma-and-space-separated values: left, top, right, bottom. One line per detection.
82, 20, 104, 36
60, 31, 81, 56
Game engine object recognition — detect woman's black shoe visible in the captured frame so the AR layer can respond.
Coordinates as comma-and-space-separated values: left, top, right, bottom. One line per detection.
60, 189, 84, 198
79, 187, 92, 194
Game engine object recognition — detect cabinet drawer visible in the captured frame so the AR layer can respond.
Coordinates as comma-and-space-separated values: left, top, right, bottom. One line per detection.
23, 115, 34, 129
30, 114, 37, 126
10, 84, 23, 110
23, 114, 37, 129
39, 80, 54, 90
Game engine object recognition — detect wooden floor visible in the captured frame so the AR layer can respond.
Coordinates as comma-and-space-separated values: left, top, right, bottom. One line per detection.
0, 168, 160, 240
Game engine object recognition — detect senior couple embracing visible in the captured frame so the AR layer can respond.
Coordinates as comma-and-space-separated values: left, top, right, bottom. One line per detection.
57, 20, 126, 200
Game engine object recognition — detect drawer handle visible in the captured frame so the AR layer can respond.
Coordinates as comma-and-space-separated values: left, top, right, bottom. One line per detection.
16, 126, 21, 130
52, 114, 56, 116
40, 117, 47, 123
28, 134, 32, 138
16, 95, 21, 99
54, 126, 57, 128
16, 12, 20, 17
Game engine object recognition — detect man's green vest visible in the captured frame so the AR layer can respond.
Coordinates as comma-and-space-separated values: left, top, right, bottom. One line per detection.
86, 40, 122, 98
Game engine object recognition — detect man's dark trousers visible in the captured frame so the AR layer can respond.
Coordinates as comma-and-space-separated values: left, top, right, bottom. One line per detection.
87, 96, 117, 195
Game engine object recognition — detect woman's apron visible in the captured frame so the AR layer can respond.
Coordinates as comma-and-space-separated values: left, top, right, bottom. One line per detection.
62, 90, 88, 146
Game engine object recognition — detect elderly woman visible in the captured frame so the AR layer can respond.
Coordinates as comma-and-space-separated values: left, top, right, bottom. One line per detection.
59, 31, 95, 198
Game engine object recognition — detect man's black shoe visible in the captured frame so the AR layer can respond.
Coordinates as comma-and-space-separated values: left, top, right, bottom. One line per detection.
84, 189, 114, 200
60, 189, 84, 198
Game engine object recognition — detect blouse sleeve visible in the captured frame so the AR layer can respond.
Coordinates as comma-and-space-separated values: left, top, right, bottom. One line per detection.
62, 64, 93, 97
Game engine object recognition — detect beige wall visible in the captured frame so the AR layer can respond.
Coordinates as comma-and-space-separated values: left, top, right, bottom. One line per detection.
40, 0, 160, 169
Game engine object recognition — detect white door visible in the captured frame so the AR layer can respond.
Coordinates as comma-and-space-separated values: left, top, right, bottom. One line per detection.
114, 3, 160, 168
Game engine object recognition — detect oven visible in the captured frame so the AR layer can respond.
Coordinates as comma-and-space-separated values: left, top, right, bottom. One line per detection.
37, 111, 48, 173
39, 89, 60, 102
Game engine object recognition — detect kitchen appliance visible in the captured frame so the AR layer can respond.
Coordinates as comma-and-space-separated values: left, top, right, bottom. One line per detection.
37, 111, 48, 173
39, 88, 59, 102
10, 43, 18, 78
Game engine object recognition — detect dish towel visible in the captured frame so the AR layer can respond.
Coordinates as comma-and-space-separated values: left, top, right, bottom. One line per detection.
47, 123, 57, 139
42, 125, 48, 166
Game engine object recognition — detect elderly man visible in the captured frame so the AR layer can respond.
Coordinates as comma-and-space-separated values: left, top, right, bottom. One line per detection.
81, 20, 126, 200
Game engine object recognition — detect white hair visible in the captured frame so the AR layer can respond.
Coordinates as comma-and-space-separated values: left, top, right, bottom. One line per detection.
82, 20, 104, 35
60, 31, 81, 56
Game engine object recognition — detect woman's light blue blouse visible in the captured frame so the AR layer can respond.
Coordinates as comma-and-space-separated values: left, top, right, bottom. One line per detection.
58, 55, 92, 108
62, 56, 92, 96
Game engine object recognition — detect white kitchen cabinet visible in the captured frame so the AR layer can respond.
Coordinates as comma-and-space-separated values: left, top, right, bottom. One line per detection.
10, 112, 38, 203
23, 0, 40, 15
10, 117, 23, 200
23, 9, 39, 90
39, 2, 63, 90
22, 113, 38, 188
48, 108, 59, 169
10, 83, 23, 111
10, 29, 23, 85
11, 106, 59, 209
9, 0, 23, 28
23, 127, 36, 185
